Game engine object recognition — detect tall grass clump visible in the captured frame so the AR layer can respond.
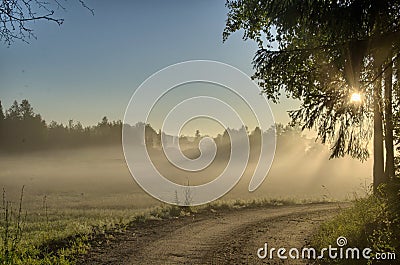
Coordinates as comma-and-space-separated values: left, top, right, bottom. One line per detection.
0, 186, 26, 264
0, 187, 94, 264
312, 179, 400, 264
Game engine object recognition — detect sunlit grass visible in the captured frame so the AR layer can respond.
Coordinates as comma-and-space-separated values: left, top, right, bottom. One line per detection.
1, 188, 334, 264
311, 182, 400, 264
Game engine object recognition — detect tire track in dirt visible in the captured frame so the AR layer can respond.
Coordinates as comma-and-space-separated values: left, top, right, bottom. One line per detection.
127, 203, 344, 264
80, 203, 346, 265
205, 205, 343, 264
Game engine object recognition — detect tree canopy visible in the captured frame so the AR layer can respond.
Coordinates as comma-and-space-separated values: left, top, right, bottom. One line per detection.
224, 0, 400, 188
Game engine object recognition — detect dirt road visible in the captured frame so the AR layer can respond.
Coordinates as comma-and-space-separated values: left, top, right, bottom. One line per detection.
80, 203, 346, 264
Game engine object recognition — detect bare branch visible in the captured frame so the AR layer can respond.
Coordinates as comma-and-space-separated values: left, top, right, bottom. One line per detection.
0, 0, 93, 45
78, 0, 94, 16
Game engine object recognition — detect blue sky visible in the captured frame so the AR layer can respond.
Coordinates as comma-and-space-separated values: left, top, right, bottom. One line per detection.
0, 0, 298, 129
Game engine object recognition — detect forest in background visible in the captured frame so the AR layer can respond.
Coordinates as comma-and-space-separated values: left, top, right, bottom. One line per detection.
0, 99, 121, 151
0, 99, 319, 154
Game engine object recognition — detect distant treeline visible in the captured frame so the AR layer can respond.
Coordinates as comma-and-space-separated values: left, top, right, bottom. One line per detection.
0, 99, 122, 152
0, 99, 313, 153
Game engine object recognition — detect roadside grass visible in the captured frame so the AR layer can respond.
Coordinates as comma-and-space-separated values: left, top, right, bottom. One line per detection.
0, 187, 147, 264
311, 180, 400, 264
0, 189, 332, 264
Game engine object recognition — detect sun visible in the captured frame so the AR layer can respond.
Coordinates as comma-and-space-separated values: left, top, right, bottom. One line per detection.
350, 92, 362, 103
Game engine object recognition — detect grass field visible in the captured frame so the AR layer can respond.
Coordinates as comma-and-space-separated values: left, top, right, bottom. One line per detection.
0, 145, 372, 263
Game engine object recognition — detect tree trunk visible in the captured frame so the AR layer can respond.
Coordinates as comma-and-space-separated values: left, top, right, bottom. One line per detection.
384, 55, 395, 180
373, 71, 385, 193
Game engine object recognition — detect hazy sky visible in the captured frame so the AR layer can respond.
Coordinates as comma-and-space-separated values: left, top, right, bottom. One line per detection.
0, 0, 299, 130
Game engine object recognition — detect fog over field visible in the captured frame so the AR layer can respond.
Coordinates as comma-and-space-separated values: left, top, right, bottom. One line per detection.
0, 135, 372, 212
1, 1, 399, 263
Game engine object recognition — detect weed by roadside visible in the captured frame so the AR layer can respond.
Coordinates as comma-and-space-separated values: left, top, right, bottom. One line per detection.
0, 187, 136, 265
0, 186, 26, 264
311, 180, 400, 264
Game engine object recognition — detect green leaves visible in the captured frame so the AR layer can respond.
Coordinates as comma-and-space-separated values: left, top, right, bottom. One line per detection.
224, 0, 400, 161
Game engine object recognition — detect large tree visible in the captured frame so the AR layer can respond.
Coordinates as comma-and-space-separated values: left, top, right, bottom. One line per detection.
224, 0, 400, 191
0, 100, 4, 146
